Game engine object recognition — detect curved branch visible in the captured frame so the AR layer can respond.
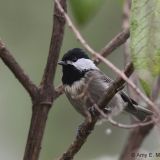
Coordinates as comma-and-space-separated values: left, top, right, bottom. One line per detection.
58, 62, 134, 160
54, 0, 159, 114
94, 29, 130, 65
54, 29, 130, 99
119, 123, 154, 160
0, 41, 38, 99
119, 1, 155, 160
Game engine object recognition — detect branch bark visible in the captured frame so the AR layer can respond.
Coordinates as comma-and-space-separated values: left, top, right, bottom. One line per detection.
41, 0, 66, 88
0, 41, 38, 100
94, 29, 130, 65
58, 62, 134, 160
23, 1, 67, 160
54, 29, 130, 99
55, 0, 158, 111
119, 1, 155, 160
119, 122, 154, 160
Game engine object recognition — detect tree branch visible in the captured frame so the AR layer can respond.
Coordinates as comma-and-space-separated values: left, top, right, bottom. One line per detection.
120, 76, 159, 160
55, 1, 158, 159
122, 0, 139, 101
23, 1, 67, 160
54, 29, 130, 99
41, 0, 66, 88
55, 0, 158, 113
119, 122, 154, 160
119, 1, 155, 159
58, 62, 134, 160
93, 29, 130, 65
0, 41, 38, 99
58, 118, 97, 160
152, 76, 160, 101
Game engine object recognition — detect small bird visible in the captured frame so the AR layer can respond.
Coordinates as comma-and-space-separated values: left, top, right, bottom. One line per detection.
58, 48, 152, 121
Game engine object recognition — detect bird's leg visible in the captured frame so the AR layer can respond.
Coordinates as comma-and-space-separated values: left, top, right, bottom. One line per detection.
103, 106, 112, 114
88, 106, 99, 117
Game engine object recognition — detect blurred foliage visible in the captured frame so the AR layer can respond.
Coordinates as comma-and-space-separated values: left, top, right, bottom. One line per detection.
69, 0, 105, 26
0, 0, 159, 160
139, 78, 152, 97
130, 0, 160, 95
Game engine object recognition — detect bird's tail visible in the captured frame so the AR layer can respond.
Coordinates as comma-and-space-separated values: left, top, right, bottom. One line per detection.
125, 104, 153, 121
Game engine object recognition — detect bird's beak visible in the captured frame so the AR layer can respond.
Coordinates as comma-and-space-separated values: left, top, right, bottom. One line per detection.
58, 60, 67, 66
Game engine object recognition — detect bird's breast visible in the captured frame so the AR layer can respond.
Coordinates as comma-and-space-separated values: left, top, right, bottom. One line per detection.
64, 78, 85, 97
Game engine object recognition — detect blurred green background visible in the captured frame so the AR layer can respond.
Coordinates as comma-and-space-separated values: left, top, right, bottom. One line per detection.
0, 0, 159, 160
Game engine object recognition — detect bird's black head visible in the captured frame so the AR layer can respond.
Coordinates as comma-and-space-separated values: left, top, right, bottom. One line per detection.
61, 48, 89, 62
58, 48, 98, 85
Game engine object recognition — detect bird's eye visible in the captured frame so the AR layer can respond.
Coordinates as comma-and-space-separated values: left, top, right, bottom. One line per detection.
72, 57, 77, 62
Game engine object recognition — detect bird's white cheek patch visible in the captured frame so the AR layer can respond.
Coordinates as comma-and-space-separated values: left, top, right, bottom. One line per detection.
72, 58, 98, 71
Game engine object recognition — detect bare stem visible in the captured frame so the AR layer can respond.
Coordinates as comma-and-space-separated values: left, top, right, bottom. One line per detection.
58, 62, 134, 160
119, 122, 154, 160
94, 29, 130, 65
119, 1, 155, 160
55, 0, 159, 114
54, 29, 130, 99
23, 104, 51, 160
41, 0, 66, 88
0, 41, 38, 99
58, 119, 97, 160
23, 1, 67, 160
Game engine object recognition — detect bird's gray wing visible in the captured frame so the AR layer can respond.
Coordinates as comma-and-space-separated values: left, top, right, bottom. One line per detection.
84, 70, 112, 105
85, 70, 153, 120
86, 70, 136, 111
84, 70, 126, 117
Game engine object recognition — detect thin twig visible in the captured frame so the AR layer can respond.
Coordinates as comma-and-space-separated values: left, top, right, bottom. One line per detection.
94, 104, 154, 129
93, 29, 130, 65
119, 122, 154, 160
120, 76, 160, 160
55, 0, 159, 115
55, 29, 130, 99
88, 93, 154, 129
151, 76, 160, 101
109, 118, 154, 129
119, 1, 155, 160
58, 61, 134, 160
122, 0, 139, 101
0, 41, 38, 99
55, 1, 158, 159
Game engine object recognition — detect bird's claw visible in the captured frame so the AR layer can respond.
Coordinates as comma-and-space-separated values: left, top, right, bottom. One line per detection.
88, 106, 99, 117
103, 107, 112, 114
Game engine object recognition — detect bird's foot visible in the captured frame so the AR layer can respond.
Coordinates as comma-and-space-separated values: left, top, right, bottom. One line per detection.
103, 107, 112, 115
88, 106, 99, 117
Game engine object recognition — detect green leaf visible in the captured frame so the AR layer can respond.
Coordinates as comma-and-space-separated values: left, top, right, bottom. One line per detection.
130, 0, 160, 92
69, 0, 105, 26
139, 78, 152, 97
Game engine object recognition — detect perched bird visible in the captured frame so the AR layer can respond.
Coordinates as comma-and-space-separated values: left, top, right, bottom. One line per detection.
58, 48, 152, 121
